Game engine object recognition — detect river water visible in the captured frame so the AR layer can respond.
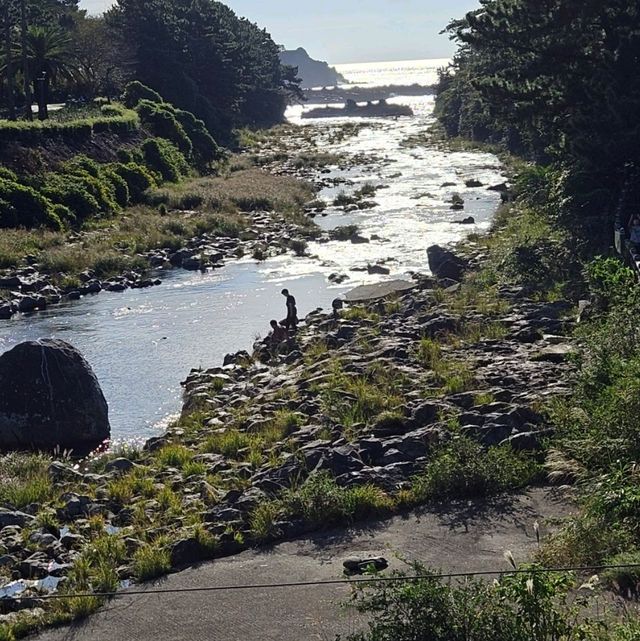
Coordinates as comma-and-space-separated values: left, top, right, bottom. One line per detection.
0, 60, 506, 443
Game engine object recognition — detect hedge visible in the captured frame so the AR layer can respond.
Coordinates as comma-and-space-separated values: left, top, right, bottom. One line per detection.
0, 108, 140, 145
0, 179, 63, 230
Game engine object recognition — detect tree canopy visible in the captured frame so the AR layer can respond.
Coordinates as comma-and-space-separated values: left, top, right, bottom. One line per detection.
0, 0, 300, 142
436, 0, 640, 246
106, 0, 301, 142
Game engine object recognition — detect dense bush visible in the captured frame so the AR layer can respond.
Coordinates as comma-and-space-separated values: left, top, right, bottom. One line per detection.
345, 562, 630, 641
136, 100, 193, 157
109, 3, 301, 142
110, 162, 157, 201
141, 138, 189, 182
435, 1, 640, 250
122, 81, 163, 108
42, 173, 101, 222
103, 169, 130, 208
0, 179, 62, 230
174, 109, 225, 166
100, 103, 127, 117
412, 437, 539, 501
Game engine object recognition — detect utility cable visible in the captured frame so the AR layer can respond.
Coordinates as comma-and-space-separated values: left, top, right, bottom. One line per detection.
16, 562, 640, 602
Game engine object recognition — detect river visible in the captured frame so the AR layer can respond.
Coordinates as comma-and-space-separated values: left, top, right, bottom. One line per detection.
0, 59, 506, 443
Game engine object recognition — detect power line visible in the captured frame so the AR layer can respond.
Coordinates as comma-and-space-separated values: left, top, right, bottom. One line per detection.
19, 562, 640, 602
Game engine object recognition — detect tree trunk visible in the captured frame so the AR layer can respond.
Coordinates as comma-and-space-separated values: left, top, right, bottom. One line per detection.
2, 5, 15, 120
35, 75, 47, 120
19, 0, 31, 121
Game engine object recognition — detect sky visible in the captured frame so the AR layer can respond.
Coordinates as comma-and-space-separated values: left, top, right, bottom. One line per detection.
79, 0, 481, 64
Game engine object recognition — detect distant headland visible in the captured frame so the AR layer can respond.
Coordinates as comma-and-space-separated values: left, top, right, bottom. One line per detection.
279, 47, 347, 89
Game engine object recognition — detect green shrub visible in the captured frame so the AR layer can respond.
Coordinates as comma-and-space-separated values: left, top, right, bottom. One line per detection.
0, 167, 18, 182
345, 563, 594, 641
0, 178, 62, 230
281, 472, 394, 527
412, 438, 539, 501
65, 154, 101, 178
174, 109, 225, 166
100, 103, 126, 117
141, 138, 190, 182
585, 256, 635, 308
42, 173, 104, 222
122, 81, 163, 108
0, 453, 53, 508
137, 100, 193, 157
111, 162, 157, 201
116, 148, 134, 163
103, 169, 130, 207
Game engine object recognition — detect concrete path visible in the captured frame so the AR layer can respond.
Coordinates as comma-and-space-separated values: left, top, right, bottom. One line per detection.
35, 488, 571, 641
344, 280, 415, 302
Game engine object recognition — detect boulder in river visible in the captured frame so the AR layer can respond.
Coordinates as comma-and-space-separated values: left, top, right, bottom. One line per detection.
427, 245, 467, 282
0, 340, 110, 453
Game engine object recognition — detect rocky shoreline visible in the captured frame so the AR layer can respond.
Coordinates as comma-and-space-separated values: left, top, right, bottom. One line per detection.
0, 228, 577, 630
0, 208, 318, 321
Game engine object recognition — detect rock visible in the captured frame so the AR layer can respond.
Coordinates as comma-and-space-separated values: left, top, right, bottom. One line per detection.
343, 556, 388, 575
47, 461, 83, 482
452, 216, 475, 225
367, 264, 391, 275
371, 414, 406, 437
318, 446, 364, 475
426, 245, 467, 282
204, 507, 243, 524
531, 344, 574, 363
60, 494, 92, 519
19, 553, 50, 579
465, 179, 484, 188
223, 350, 251, 366
17, 296, 46, 313
182, 257, 206, 271
170, 537, 216, 567
0, 509, 34, 528
411, 402, 439, 426
349, 234, 370, 244
0, 340, 110, 453
344, 280, 415, 303
60, 533, 85, 550
0, 302, 16, 319
488, 182, 509, 192
0, 276, 22, 289
504, 431, 546, 452
105, 458, 137, 474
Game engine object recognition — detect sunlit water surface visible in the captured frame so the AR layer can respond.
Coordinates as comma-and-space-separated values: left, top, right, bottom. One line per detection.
0, 61, 505, 442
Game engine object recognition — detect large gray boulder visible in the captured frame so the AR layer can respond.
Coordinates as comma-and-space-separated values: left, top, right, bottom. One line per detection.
427, 245, 467, 282
0, 340, 109, 453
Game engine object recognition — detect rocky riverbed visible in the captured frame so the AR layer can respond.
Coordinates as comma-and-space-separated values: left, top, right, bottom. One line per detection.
0, 208, 318, 321
0, 234, 577, 627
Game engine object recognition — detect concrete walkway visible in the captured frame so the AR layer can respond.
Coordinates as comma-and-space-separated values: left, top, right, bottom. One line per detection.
35, 488, 571, 641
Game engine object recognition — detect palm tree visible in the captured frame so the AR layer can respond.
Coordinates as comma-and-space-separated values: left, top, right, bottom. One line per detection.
0, 3, 17, 120
24, 25, 75, 120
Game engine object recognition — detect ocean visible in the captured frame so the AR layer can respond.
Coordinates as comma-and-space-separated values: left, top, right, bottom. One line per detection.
332, 58, 451, 88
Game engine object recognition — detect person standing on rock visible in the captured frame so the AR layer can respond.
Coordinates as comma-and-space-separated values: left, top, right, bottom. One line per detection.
281, 288, 298, 332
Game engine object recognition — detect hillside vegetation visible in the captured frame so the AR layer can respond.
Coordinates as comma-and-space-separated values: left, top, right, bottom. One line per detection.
343, 3, 640, 639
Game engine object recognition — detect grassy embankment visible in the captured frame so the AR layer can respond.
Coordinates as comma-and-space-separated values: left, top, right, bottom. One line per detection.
0, 166, 314, 284
0, 86, 321, 287
334, 125, 640, 637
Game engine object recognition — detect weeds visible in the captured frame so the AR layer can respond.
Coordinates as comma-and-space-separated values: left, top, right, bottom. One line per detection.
0, 453, 52, 508
133, 543, 171, 581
